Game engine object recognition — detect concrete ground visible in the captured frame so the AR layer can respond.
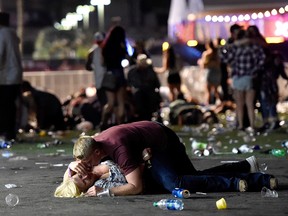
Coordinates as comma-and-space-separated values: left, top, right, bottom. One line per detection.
0, 148, 287, 216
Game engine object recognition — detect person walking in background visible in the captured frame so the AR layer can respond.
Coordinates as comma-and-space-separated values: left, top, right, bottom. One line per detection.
86, 31, 107, 108
0, 12, 23, 141
100, 25, 128, 130
130, 40, 150, 66
221, 29, 266, 131
127, 54, 161, 121
258, 51, 288, 132
246, 25, 269, 110
198, 40, 222, 105
154, 45, 184, 102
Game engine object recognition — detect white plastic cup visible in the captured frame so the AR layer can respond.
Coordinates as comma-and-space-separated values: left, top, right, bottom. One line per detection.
261, 187, 278, 198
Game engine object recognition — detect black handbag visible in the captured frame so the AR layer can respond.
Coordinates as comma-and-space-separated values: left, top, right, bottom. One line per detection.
101, 71, 117, 91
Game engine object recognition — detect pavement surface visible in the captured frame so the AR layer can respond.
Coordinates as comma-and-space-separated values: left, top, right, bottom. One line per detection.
0, 146, 287, 216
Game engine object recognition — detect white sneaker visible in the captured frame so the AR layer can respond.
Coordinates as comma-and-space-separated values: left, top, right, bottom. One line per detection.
246, 156, 260, 173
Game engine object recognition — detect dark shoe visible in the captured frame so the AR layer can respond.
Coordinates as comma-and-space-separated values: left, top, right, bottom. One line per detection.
257, 122, 270, 133
270, 121, 281, 130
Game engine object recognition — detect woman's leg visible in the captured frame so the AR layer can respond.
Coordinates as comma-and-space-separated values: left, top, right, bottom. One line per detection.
206, 83, 212, 105
234, 89, 245, 129
115, 86, 126, 124
101, 90, 115, 128
245, 89, 256, 128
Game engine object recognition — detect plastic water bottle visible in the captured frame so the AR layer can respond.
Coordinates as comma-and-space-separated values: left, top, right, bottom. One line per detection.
191, 139, 207, 150
271, 149, 286, 157
0, 140, 11, 149
153, 199, 184, 210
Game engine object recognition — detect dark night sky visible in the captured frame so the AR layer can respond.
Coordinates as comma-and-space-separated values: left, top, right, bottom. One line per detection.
16, 0, 171, 27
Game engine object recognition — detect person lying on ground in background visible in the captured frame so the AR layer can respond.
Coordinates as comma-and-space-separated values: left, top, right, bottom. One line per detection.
70, 121, 278, 196
54, 159, 127, 197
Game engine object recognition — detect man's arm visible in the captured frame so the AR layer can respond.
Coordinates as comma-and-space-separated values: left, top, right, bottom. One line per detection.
109, 167, 143, 196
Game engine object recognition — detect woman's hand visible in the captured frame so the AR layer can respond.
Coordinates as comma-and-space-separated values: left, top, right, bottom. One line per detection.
85, 186, 102, 197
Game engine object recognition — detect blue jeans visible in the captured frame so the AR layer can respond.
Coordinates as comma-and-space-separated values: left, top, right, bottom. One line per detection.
260, 91, 277, 120
147, 124, 273, 192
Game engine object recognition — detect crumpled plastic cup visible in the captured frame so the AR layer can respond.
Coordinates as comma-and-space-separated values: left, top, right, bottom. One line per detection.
261, 187, 278, 198
5, 193, 19, 206
216, 198, 227, 210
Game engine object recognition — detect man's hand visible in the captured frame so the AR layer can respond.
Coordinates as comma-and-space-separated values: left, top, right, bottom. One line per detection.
68, 161, 91, 177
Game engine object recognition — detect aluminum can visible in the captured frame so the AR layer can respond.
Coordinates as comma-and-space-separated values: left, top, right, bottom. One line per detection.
172, 188, 190, 198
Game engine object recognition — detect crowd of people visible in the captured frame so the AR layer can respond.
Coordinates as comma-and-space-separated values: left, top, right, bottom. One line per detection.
1, 10, 287, 141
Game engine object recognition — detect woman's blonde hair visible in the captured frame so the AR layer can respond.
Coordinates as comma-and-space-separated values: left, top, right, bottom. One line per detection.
54, 180, 82, 198
73, 136, 100, 160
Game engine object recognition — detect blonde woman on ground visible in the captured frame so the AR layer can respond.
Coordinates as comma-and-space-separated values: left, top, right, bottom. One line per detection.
54, 159, 127, 198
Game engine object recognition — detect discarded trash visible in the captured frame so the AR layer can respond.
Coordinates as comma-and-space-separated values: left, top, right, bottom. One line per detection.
232, 148, 241, 154
8, 156, 28, 161
195, 192, 207, 195
193, 149, 203, 157
282, 141, 288, 148
229, 139, 239, 144
35, 162, 49, 169
271, 149, 286, 157
51, 163, 64, 167
56, 149, 65, 154
216, 198, 227, 210
2, 151, 14, 158
252, 145, 261, 150
5, 193, 19, 207
238, 144, 253, 153
39, 130, 46, 137
243, 135, 256, 143
172, 188, 190, 198
153, 199, 184, 210
221, 160, 239, 164
37, 139, 63, 149
260, 163, 268, 173
203, 148, 212, 156
261, 187, 278, 198
191, 139, 207, 150
37, 143, 48, 149
0, 140, 12, 149
5, 184, 17, 189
